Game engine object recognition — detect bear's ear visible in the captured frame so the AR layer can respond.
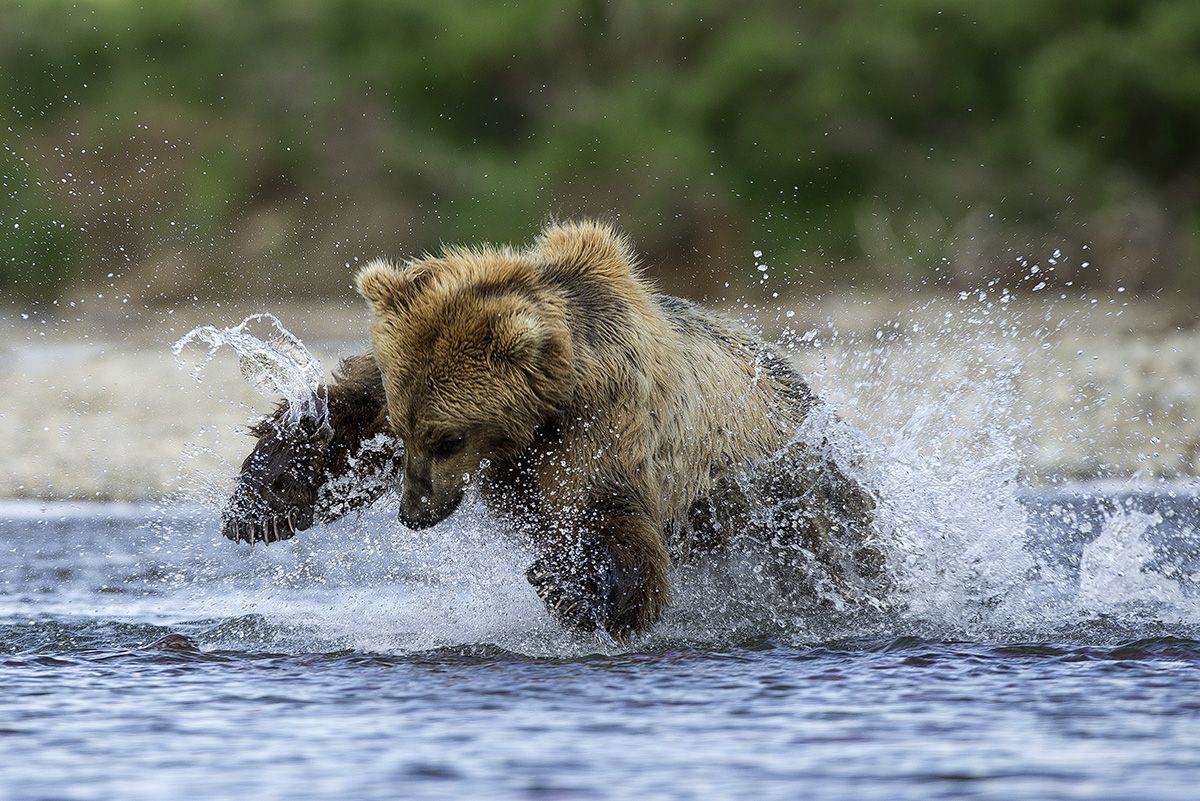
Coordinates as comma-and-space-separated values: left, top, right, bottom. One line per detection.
354, 259, 412, 313
532, 220, 638, 280
491, 308, 576, 409
490, 311, 545, 367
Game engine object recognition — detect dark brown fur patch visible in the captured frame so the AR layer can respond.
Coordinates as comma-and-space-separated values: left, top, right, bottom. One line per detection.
542, 263, 631, 348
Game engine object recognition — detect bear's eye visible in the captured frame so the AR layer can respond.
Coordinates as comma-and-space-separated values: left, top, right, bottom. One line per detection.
430, 435, 465, 459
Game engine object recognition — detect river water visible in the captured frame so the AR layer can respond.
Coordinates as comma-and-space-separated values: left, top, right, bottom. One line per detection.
2, 483, 1199, 801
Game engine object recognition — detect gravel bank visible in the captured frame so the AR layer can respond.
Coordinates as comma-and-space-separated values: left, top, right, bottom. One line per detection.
3, 294, 1196, 502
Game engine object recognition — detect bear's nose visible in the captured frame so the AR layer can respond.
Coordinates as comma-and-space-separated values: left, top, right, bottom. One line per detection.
397, 505, 439, 530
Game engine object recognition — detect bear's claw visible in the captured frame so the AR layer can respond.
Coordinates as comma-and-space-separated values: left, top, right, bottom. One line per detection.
221, 508, 301, 545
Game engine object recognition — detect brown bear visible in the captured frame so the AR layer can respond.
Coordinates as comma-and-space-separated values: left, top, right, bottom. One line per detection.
221, 221, 880, 638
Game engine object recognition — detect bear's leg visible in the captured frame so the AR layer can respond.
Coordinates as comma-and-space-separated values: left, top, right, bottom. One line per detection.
750, 440, 887, 598
526, 503, 670, 640
222, 353, 397, 543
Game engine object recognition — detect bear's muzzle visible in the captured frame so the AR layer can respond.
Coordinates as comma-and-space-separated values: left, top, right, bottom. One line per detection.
396, 491, 462, 530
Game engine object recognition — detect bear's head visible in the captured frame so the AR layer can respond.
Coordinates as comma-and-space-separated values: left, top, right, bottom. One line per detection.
355, 247, 576, 529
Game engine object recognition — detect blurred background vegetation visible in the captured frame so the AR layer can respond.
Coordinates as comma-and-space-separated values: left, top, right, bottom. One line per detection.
3, 0, 1199, 303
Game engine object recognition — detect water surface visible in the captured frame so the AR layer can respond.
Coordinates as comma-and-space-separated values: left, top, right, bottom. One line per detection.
2, 487, 1199, 800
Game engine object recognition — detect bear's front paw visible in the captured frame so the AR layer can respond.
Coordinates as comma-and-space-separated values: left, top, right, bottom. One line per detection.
526, 557, 612, 635
221, 506, 308, 545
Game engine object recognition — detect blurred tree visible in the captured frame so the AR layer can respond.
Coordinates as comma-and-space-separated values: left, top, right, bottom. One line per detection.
0, 0, 1196, 300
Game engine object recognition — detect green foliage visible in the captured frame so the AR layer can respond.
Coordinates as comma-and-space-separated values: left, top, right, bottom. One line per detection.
1, 0, 1197, 299
0, 147, 77, 297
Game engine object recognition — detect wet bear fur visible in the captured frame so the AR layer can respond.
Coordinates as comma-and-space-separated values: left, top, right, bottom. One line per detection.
223, 221, 882, 639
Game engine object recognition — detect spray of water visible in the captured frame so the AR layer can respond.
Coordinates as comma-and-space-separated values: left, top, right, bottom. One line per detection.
172, 313, 329, 429
158, 270, 1199, 655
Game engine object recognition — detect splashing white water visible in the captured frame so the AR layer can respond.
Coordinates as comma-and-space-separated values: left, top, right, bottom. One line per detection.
1076, 507, 1194, 616
159, 291, 1199, 654
172, 313, 328, 428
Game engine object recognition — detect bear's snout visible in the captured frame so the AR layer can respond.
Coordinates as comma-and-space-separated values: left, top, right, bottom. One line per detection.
397, 457, 462, 529
396, 506, 438, 530
397, 493, 461, 530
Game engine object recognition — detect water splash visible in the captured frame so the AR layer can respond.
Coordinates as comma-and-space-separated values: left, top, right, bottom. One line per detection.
141, 395, 1200, 656
172, 312, 328, 428
1076, 507, 1196, 617
151, 286, 1199, 655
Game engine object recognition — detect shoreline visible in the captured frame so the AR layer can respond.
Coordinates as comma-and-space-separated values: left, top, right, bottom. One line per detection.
4, 293, 1197, 503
